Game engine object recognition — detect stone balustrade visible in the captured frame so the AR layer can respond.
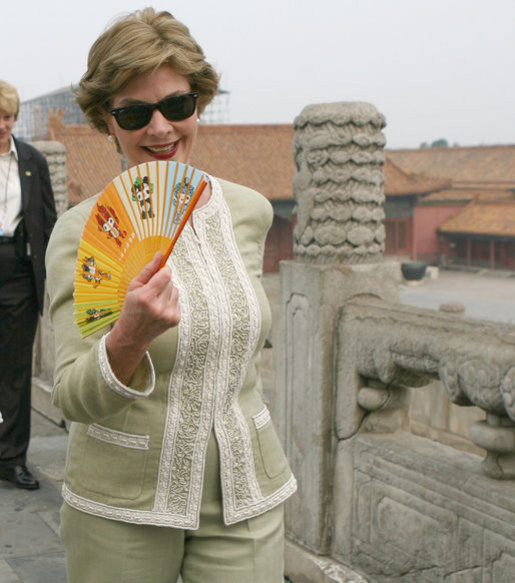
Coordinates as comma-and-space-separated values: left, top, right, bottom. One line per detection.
277, 102, 515, 582
338, 295, 515, 480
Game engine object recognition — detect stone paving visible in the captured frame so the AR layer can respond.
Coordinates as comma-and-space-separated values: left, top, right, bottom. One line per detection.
0, 410, 67, 583
399, 267, 515, 324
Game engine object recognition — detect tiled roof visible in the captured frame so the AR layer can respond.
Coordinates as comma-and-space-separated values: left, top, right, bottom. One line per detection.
384, 157, 450, 196
189, 125, 295, 200
422, 188, 515, 204
47, 110, 122, 205
439, 201, 515, 237
387, 145, 515, 188
191, 125, 446, 199
48, 118, 506, 208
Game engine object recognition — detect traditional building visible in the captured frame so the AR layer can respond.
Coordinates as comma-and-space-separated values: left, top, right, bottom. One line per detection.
47, 110, 122, 206
383, 159, 450, 259
438, 200, 515, 270
388, 145, 515, 268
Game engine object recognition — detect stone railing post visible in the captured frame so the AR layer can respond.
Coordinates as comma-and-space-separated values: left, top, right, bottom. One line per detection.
31, 141, 67, 424
276, 103, 400, 562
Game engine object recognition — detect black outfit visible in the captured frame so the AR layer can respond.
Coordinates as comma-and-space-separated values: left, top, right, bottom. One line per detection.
0, 137, 57, 478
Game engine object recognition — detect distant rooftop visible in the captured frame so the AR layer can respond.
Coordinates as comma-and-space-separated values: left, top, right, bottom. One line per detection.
190, 124, 295, 200
384, 157, 451, 196
439, 200, 515, 238
388, 144, 515, 189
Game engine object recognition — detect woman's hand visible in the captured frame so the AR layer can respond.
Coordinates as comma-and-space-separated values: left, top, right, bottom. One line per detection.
105, 252, 180, 385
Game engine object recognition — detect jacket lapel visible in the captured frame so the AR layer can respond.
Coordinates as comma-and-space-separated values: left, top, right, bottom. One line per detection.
14, 137, 33, 211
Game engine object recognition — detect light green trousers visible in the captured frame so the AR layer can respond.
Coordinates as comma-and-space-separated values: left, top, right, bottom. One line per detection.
60, 435, 285, 583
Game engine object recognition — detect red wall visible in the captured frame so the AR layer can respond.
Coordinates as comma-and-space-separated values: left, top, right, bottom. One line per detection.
264, 215, 295, 272
412, 204, 463, 261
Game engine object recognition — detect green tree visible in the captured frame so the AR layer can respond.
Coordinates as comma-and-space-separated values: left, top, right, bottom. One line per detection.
430, 138, 449, 147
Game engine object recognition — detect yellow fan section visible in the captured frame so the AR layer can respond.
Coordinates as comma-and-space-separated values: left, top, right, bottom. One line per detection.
73, 161, 208, 337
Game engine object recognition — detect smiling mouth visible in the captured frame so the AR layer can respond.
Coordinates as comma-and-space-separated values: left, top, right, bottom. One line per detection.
145, 141, 178, 154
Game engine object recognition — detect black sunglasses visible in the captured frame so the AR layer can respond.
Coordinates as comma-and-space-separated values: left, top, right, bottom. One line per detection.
109, 92, 199, 131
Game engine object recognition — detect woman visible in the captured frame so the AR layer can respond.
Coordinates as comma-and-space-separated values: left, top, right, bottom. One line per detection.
46, 8, 296, 583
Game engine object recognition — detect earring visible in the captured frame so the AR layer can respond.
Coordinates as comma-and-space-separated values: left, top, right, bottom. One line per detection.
107, 134, 114, 142
197, 118, 200, 124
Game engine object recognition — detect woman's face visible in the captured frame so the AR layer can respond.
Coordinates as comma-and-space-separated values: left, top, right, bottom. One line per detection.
107, 66, 198, 167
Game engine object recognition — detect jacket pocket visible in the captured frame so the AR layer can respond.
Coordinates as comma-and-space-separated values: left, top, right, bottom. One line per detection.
86, 424, 150, 450
75, 424, 150, 500
252, 406, 289, 480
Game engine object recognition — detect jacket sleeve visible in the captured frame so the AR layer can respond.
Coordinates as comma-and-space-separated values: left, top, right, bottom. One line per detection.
45, 200, 155, 424
218, 179, 274, 280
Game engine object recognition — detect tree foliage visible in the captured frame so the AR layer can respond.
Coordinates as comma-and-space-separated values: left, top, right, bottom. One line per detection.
420, 138, 450, 148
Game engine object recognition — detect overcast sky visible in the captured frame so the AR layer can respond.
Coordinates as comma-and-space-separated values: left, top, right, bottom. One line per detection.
4, 0, 514, 149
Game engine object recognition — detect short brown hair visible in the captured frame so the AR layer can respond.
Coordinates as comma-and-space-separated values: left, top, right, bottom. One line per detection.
0, 80, 20, 118
77, 8, 219, 134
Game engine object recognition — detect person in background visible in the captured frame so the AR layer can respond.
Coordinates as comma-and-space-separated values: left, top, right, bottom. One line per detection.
0, 80, 57, 490
45, 8, 296, 583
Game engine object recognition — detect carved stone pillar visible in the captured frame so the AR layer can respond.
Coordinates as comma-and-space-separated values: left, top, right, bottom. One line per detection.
277, 103, 399, 568
292, 101, 386, 265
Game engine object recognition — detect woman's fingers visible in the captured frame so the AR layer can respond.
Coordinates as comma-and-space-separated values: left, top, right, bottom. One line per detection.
130, 251, 164, 288
120, 252, 180, 333
106, 254, 180, 380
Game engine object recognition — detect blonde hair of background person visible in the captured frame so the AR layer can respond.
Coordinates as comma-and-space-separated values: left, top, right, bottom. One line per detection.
0, 80, 20, 117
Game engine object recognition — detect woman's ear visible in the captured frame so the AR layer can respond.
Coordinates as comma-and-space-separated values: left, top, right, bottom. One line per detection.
99, 104, 114, 135
104, 115, 115, 137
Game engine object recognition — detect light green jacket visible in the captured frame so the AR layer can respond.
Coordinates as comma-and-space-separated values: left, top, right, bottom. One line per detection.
46, 177, 296, 528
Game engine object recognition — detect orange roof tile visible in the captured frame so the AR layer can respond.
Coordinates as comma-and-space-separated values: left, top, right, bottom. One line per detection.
439, 201, 515, 237
48, 117, 498, 207
191, 125, 446, 200
387, 145, 515, 188
422, 188, 515, 204
189, 125, 295, 200
47, 110, 122, 205
384, 157, 450, 195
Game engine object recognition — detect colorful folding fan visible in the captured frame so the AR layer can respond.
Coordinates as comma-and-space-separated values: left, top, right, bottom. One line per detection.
73, 160, 209, 337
